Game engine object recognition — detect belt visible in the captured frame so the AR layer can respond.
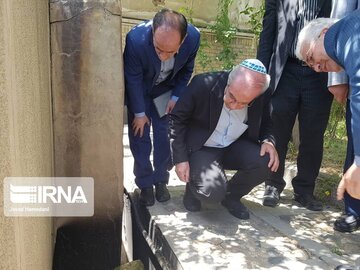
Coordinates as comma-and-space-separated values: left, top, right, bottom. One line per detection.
287, 57, 308, 67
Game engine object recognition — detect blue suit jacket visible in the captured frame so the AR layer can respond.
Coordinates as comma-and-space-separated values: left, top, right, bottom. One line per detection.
324, 10, 360, 161
123, 20, 200, 114
328, 0, 360, 87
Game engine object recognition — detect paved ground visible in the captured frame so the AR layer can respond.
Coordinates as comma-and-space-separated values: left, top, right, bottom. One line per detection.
123, 125, 360, 269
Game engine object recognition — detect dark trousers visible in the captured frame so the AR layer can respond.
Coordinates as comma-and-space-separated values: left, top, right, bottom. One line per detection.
343, 100, 360, 217
188, 137, 271, 203
266, 60, 333, 195
127, 100, 170, 189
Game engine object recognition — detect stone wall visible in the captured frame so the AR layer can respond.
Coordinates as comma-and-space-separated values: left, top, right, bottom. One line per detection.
0, 1, 53, 269
50, 0, 124, 228
122, 0, 263, 29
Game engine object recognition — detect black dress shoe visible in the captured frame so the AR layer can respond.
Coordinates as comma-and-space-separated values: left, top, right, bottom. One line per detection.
263, 185, 280, 207
139, 187, 155, 206
294, 193, 323, 211
221, 197, 250, 220
155, 183, 170, 202
183, 184, 201, 212
334, 214, 360, 233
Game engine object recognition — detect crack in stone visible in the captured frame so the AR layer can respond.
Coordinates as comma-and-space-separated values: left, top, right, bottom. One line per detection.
104, 7, 121, 17
50, 6, 120, 24
50, 7, 94, 24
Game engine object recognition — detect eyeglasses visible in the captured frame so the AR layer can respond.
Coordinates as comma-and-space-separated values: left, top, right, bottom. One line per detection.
225, 85, 255, 108
305, 44, 315, 67
304, 34, 321, 68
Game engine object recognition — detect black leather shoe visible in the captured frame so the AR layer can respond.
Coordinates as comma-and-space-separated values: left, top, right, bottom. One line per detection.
335, 265, 360, 270
221, 197, 250, 220
294, 193, 323, 211
183, 184, 201, 212
139, 187, 155, 206
334, 215, 360, 233
155, 183, 170, 202
263, 185, 280, 207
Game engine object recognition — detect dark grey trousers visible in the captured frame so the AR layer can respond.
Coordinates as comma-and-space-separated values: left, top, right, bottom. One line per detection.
267, 60, 332, 195
188, 137, 271, 203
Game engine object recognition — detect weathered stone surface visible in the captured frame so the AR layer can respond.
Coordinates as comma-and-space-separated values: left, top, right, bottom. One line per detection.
0, 1, 53, 269
50, 0, 121, 22
50, 1, 124, 225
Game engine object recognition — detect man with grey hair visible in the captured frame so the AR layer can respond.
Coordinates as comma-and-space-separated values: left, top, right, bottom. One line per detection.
169, 59, 279, 220
328, 1, 360, 238
296, 10, 360, 234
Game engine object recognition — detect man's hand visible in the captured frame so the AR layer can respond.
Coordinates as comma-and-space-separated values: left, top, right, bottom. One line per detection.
260, 141, 279, 172
175, 161, 190, 182
328, 84, 348, 104
337, 164, 360, 200
165, 99, 177, 114
132, 115, 150, 137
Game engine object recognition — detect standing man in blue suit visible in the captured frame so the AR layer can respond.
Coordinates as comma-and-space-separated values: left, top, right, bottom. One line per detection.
327, 0, 360, 234
296, 10, 360, 233
257, 0, 332, 211
123, 8, 200, 206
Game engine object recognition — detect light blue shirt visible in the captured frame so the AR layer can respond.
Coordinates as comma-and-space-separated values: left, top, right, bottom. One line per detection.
156, 57, 175, 85
204, 104, 248, 148
135, 56, 177, 118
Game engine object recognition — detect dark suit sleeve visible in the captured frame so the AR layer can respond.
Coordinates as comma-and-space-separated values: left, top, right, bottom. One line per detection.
123, 33, 146, 114
256, 0, 276, 145
259, 88, 275, 145
256, 0, 277, 71
169, 75, 202, 164
171, 29, 201, 98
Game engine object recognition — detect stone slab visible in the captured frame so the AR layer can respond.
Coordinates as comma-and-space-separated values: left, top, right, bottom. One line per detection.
123, 125, 360, 269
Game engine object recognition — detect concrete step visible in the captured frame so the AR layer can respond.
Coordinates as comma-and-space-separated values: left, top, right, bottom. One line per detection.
122, 125, 360, 269
126, 186, 359, 270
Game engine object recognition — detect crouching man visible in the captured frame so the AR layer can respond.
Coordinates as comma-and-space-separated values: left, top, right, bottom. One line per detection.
169, 59, 279, 219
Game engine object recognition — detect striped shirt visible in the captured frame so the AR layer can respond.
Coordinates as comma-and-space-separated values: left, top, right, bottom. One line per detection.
290, 0, 318, 57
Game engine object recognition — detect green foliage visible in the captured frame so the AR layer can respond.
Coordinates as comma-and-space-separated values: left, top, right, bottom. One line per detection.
325, 101, 346, 140
179, 1, 215, 71
330, 246, 344, 256
180, 0, 266, 71
239, 1, 265, 38
178, 5, 194, 24
179, 0, 238, 71
209, 0, 238, 70
197, 38, 216, 71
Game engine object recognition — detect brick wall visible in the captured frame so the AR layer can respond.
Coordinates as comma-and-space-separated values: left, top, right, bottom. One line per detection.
122, 18, 258, 75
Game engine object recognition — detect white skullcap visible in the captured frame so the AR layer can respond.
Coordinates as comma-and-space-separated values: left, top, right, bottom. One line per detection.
240, 59, 267, 74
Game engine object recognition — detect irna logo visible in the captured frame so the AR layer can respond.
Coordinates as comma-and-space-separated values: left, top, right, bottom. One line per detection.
10, 185, 88, 204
